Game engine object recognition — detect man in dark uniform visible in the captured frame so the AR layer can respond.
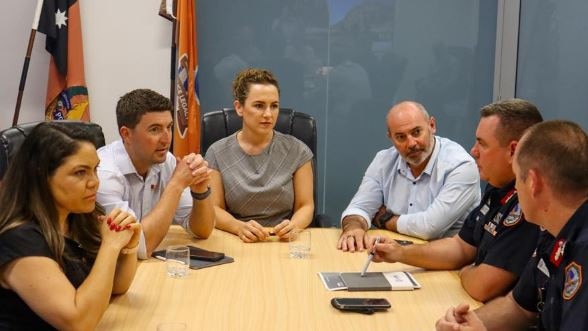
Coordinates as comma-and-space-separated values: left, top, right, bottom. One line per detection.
436, 120, 588, 331
370, 99, 543, 302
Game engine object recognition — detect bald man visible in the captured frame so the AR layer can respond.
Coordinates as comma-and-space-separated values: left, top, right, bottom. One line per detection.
367, 99, 543, 302
338, 101, 480, 248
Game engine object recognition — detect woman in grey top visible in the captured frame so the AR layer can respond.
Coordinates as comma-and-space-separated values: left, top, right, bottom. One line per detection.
205, 68, 314, 242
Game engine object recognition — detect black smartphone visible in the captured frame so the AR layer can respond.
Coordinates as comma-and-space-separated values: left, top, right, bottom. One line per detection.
331, 298, 391, 312
187, 245, 225, 262
394, 239, 414, 246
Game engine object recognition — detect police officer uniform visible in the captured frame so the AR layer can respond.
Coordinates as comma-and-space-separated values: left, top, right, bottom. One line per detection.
512, 200, 588, 330
458, 182, 540, 279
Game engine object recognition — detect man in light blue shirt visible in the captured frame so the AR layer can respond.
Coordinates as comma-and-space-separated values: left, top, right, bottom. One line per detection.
338, 101, 480, 251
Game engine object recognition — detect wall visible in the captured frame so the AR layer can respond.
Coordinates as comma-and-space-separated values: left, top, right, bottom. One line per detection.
1, 0, 171, 142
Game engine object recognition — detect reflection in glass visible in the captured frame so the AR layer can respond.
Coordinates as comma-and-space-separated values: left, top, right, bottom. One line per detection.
198, 0, 497, 225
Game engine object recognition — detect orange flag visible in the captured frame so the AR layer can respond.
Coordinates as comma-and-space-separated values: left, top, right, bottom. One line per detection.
37, 0, 90, 121
173, 0, 200, 156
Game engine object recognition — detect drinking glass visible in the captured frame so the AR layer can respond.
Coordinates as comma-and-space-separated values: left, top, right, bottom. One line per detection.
288, 228, 311, 259
165, 245, 190, 278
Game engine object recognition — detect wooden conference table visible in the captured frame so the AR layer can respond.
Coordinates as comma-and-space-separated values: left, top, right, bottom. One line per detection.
97, 226, 480, 331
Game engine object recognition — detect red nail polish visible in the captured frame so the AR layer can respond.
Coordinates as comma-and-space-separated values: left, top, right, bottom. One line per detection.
124, 224, 131, 230
107, 218, 112, 225
110, 223, 116, 230
116, 225, 122, 231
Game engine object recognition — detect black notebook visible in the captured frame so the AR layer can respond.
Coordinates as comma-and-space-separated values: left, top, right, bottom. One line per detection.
319, 272, 421, 291
340, 272, 394, 291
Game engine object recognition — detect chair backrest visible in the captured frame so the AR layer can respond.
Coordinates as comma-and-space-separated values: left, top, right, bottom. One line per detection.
201, 108, 316, 157
201, 108, 321, 226
0, 121, 106, 181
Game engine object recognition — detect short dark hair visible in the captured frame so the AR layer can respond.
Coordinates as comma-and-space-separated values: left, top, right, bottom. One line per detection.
232, 68, 280, 105
517, 120, 588, 196
116, 89, 172, 129
0, 122, 102, 266
480, 98, 543, 146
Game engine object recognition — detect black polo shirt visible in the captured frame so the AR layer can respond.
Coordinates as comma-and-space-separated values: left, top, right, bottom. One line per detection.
513, 200, 588, 330
459, 182, 540, 276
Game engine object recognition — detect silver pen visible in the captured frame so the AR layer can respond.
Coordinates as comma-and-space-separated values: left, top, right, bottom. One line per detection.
360, 236, 381, 277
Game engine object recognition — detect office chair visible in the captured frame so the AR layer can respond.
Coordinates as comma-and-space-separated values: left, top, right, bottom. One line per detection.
0, 121, 106, 181
201, 108, 328, 227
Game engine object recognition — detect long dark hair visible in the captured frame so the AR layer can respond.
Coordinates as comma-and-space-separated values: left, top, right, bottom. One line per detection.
0, 122, 102, 266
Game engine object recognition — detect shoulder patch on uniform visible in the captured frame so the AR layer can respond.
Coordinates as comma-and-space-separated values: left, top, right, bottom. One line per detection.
503, 203, 523, 227
563, 262, 582, 300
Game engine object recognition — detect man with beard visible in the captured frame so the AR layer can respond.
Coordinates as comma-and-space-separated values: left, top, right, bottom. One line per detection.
338, 101, 480, 247
366, 99, 543, 302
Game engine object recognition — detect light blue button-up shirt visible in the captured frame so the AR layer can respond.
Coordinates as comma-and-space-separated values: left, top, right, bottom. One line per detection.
96, 140, 194, 259
341, 136, 480, 240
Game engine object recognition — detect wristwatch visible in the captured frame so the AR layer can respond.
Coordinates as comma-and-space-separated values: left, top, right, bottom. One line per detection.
374, 209, 395, 229
190, 186, 211, 200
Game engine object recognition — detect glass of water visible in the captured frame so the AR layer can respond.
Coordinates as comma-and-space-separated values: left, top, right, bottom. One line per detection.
165, 245, 190, 278
288, 228, 311, 259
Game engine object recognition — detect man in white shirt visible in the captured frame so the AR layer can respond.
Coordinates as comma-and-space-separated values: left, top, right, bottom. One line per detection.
338, 101, 480, 248
97, 89, 215, 259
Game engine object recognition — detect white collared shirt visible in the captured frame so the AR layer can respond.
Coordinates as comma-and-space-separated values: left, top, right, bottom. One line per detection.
96, 140, 194, 259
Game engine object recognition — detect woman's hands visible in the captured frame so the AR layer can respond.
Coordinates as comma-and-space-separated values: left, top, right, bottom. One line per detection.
98, 208, 140, 252
272, 219, 294, 239
237, 219, 297, 242
237, 220, 270, 243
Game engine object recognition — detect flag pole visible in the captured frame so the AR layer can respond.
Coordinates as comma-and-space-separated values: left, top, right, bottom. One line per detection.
13, 0, 44, 126
169, 0, 178, 112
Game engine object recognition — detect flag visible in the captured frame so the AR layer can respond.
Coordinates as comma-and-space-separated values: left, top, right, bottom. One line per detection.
173, 0, 200, 156
37, 0, 90, 121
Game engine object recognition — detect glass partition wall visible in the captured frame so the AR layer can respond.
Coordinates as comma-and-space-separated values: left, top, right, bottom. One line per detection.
198, 0, 497, 225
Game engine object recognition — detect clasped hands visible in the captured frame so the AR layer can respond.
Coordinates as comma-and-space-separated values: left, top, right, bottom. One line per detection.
237, 219, 295, 243
98, 208, 141, 252
435, 304, 486, 331
173, 153, 211, 192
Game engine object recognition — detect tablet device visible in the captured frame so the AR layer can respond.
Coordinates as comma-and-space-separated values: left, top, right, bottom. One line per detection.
187, 245, 225, 262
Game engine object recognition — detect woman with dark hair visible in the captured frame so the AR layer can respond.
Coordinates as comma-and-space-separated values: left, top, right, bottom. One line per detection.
205, 68, 314, 242
0, 122, 141, 330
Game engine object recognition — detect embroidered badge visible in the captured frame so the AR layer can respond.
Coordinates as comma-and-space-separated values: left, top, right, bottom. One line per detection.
563, 262, 582, 300
500, 188, 516, 205
503, 203, 523, 227
550, 239, 567, 267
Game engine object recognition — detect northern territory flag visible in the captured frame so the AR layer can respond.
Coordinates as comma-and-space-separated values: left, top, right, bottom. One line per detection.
172, 0, 200, 156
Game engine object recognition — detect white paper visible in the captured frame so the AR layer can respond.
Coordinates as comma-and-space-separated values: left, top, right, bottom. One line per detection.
383, 271, 421, 290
